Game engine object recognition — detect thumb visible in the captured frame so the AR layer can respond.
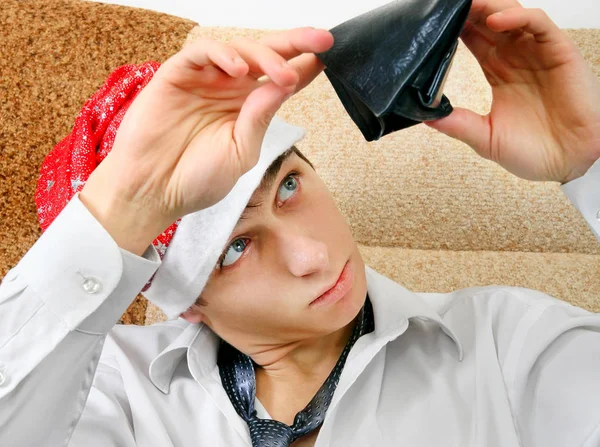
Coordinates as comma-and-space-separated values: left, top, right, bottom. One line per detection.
424, 107, 492, 160
234, 81, 296, 173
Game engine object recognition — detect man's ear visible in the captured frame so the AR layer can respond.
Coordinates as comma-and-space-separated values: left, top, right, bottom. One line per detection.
179, 304, 204, 324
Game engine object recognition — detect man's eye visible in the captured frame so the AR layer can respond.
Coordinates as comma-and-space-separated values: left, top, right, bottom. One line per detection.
278, 174, 298, 202
218, 174, 299, 270
220, 238, 248, 267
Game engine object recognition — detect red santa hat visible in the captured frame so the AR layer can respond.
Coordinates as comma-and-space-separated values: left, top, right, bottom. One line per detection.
35, 62, 306, 320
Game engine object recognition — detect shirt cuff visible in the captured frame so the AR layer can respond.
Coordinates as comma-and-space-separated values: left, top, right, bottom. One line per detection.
561, 157, 600, 241
16, 192, 161, 333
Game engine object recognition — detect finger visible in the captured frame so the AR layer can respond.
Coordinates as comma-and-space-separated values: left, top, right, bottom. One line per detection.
423, 108, 493, 160
239, 27, 333, 83
486, 7, 563, 43
468, 0, 522, 27
234, 27, 333, 86
233, 81, 295, 173
252, 52, 326, 101
459, 20, 495, 66
467, 0, 521, 42
282, 53, 327, 94
249, 28, 333, 94
459, 21, 509, 86
459, 4, 525, 76
230, 36, 300, 86
171, 37, 250, 78
257, 27, 334, 61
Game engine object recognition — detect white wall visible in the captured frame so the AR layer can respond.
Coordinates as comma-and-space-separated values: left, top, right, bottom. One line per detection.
91, 0, 599, 29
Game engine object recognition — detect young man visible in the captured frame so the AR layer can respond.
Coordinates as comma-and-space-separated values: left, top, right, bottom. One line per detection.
1, 1, 599, 446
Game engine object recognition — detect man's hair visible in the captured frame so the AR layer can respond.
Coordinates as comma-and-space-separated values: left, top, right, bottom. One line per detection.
192, 145, 314, 308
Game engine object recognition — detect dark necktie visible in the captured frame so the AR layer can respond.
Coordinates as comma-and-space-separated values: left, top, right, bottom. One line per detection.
218, 297, 374, 447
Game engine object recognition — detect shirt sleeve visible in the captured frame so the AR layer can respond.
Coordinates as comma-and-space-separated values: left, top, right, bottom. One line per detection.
0, 192, 161, 447
561, 157, 600, 241
501, 289, 600, 447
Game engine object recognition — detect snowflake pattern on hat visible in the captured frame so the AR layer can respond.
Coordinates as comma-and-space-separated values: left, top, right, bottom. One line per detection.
34, 61, 181, 292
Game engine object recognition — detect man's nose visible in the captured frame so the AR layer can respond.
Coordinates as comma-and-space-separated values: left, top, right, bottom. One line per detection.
277, 231, 329, 277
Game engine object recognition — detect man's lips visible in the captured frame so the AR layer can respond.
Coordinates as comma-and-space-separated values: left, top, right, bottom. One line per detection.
309, 261, 353, 307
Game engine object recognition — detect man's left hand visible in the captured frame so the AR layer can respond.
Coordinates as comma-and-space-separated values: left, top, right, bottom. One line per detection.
424, 0, 600, 183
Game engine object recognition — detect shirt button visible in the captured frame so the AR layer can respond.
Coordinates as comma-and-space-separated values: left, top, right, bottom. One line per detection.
82, 277, 102, 294
0, 367, 7, 386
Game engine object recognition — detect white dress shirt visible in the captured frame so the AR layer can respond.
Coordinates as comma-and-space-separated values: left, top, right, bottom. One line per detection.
1, 159, 599, 447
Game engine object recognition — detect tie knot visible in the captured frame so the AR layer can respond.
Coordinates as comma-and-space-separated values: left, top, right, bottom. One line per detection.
247, 418, 294, 447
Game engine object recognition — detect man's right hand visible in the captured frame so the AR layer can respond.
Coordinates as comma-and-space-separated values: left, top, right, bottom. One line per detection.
78, 28, 334, 255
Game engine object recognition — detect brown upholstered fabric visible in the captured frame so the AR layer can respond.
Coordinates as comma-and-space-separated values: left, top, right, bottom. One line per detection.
0, 1, 598, 326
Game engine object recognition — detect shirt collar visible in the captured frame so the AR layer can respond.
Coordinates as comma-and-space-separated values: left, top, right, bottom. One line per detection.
148, 265, 464, 394
148, 321, 220, 394
364, 266, 464, 361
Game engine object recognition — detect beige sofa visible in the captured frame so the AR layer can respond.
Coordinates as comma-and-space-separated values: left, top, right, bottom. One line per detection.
1, 0, 598, 326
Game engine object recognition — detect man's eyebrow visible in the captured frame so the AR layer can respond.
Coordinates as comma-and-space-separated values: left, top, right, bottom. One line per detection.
238, 148, 297, 222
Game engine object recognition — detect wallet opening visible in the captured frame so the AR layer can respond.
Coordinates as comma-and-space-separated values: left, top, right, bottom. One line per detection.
418, 40, 458, 108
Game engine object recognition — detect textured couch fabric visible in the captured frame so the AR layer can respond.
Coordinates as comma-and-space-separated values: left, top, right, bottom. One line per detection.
1, 0, 599, 326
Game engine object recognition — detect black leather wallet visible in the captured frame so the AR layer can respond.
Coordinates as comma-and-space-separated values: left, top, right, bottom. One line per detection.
315, 0, 472, 141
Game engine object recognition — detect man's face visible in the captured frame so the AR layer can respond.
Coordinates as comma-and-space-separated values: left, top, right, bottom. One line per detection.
184, 150, 367, 354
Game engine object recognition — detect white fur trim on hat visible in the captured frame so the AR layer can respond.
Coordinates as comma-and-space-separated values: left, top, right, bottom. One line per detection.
142, 115, 307, 319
